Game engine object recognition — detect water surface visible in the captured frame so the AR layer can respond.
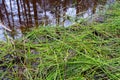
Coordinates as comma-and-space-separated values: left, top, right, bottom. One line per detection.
0, 0, 115, 40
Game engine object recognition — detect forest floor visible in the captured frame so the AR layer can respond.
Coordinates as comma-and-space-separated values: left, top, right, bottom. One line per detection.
0, 1, 120, 80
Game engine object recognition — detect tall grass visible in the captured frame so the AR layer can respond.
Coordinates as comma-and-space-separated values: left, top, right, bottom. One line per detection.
0, 1, 120, 80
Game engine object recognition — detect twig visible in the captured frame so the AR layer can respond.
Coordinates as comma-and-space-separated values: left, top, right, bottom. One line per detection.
0, 22, 12, 32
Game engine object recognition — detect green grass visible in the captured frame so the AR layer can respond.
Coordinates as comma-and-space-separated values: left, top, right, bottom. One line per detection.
0, 1, 120, 80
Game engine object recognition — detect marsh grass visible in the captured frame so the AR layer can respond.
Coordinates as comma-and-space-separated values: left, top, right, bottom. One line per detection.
0, 1, 120, 80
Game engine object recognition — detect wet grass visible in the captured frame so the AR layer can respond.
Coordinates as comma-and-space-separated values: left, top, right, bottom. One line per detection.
0, 1, 120, 80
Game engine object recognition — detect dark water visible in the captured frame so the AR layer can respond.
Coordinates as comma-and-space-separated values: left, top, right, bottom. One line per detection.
0, 0, 115, 40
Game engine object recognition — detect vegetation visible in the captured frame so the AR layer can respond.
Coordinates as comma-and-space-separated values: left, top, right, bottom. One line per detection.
0, 1, 120, 80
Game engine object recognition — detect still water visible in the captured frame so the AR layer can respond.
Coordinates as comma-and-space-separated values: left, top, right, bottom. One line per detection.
0, 0, 115, 40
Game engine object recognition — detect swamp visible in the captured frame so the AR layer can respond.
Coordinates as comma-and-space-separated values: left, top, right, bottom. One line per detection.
0, 0, 120, 80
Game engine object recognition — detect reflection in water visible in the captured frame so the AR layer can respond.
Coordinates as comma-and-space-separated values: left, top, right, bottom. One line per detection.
0, 0, 115, 40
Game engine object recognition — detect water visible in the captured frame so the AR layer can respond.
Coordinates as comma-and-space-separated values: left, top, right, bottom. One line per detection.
0, 0, 115, 40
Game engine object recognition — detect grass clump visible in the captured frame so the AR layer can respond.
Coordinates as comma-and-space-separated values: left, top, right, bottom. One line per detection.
0, 1, 120, 80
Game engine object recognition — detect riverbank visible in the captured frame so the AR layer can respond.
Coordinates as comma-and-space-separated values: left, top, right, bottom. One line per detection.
0, 1, 120, 80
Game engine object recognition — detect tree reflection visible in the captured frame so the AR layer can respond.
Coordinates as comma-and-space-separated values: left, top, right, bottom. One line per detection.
0, 0, 107, 34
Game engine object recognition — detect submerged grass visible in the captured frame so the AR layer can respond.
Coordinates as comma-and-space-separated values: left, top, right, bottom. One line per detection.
0, 1, 120, 80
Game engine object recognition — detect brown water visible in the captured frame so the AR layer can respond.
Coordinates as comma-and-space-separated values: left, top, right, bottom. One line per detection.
0, 0, 115, 40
